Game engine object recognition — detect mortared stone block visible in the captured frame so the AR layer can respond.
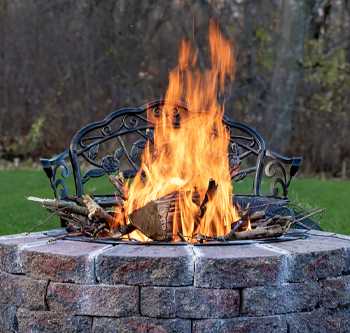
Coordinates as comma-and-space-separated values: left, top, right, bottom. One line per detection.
47, 281, 139, 317
21, 240, 112, 284
193, 244, 286, 288
0, 271, 48, 310
96, 245, 194, 286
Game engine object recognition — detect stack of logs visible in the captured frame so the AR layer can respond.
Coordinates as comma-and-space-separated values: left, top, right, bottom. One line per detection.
27, 175, 299, 242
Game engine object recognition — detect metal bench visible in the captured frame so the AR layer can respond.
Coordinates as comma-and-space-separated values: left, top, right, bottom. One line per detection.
40, 100, 309, 228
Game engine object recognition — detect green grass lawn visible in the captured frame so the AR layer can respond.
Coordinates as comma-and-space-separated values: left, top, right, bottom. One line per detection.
0, 169, 349, 236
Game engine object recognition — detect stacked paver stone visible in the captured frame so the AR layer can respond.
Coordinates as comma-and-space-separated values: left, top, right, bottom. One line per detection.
1, 230, 350, 332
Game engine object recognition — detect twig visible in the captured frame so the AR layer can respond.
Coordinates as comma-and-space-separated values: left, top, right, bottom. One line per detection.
26, 208, 68, 236
93, 223, 108, 237
291, 209, 325, 225
48, 232, 84, 243
304, 209, 325, 232
216, 219, 243, 241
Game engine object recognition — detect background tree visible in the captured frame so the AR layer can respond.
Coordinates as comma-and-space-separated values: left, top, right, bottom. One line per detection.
0, 0, 349, 177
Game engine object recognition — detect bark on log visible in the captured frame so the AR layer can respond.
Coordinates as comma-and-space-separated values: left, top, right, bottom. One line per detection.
42, 198, 89, 216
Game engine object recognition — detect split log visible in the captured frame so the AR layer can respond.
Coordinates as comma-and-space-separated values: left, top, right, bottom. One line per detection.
82, 194, 115, 227
108, 173, 128, 200
234, 225, 285, 240
128, 194, 176, 241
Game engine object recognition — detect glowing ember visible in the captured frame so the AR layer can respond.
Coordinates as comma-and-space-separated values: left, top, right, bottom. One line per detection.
116, 19, 239, 241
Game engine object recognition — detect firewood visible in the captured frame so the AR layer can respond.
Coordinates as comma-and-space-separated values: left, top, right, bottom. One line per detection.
257, 215, 292, 229
198, 179, 218, 218
234, 225, 285, 240
109, 224, 136, 238
82, 194, 115, 227
108, 172, 128, 200
216, 220, 243, 241
241, 210, 266, 222
128, 194, 175, 241
230, 210, 266, 231
27, 197, 89, 216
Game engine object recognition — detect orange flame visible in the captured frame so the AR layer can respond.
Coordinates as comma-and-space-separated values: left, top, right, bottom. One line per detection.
247, 218, 252, 231
121, 19, 239, 241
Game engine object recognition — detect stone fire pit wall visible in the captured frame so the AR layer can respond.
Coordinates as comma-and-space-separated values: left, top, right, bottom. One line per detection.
1, 230, 350, 332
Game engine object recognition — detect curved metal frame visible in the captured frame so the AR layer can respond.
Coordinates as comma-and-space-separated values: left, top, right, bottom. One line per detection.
40, 100, 302, 200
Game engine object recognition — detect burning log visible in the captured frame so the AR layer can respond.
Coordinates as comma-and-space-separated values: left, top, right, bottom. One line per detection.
128, 194, 175, 241
198, 179, 218, 218
108, 172, 128, 200
109, 224, 137, 238
82, 194, 116, 227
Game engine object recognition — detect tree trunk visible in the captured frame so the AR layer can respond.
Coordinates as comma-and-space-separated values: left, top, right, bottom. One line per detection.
266, 0, 309, 152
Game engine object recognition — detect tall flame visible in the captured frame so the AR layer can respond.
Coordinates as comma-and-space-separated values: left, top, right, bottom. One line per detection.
123, 19, 238, 241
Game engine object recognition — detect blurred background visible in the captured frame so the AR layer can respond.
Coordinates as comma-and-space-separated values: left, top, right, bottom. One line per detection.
0, 0, 349, 235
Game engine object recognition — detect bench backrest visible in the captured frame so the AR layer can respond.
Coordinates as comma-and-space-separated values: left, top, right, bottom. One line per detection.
40, 100, 301, 201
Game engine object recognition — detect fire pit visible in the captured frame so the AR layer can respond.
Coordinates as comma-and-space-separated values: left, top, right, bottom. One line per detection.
33, 20, 323, 244
4, 19, 346, 332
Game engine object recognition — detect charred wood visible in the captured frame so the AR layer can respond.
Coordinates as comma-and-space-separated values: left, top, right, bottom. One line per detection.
109, 224, 137, 238
198, 179, 218, 218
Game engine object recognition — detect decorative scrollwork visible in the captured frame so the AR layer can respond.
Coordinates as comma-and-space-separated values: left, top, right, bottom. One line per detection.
102, 155, 120, 173
223, 125, 232, 135
115, 148, 124, 159
145, 129, 155, 144
129, 118, 139, 127
82, 168, 107, 184
52, 160, 71, 198
102, 125, 112, 136
169, 107, 179, 117
153, 107, 163, 117
228, 142, 241, 179
265, 160, 289, 196
130, 139, 148, 163
89, 144, 99, 160
231, 142, 239, 156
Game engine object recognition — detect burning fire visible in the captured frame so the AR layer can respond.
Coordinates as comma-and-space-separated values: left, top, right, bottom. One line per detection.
119, 19, 239, 241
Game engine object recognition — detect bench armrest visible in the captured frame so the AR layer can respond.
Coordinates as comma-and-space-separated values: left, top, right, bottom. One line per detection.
40, 149, 71, 199
265, 149, 302, 196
